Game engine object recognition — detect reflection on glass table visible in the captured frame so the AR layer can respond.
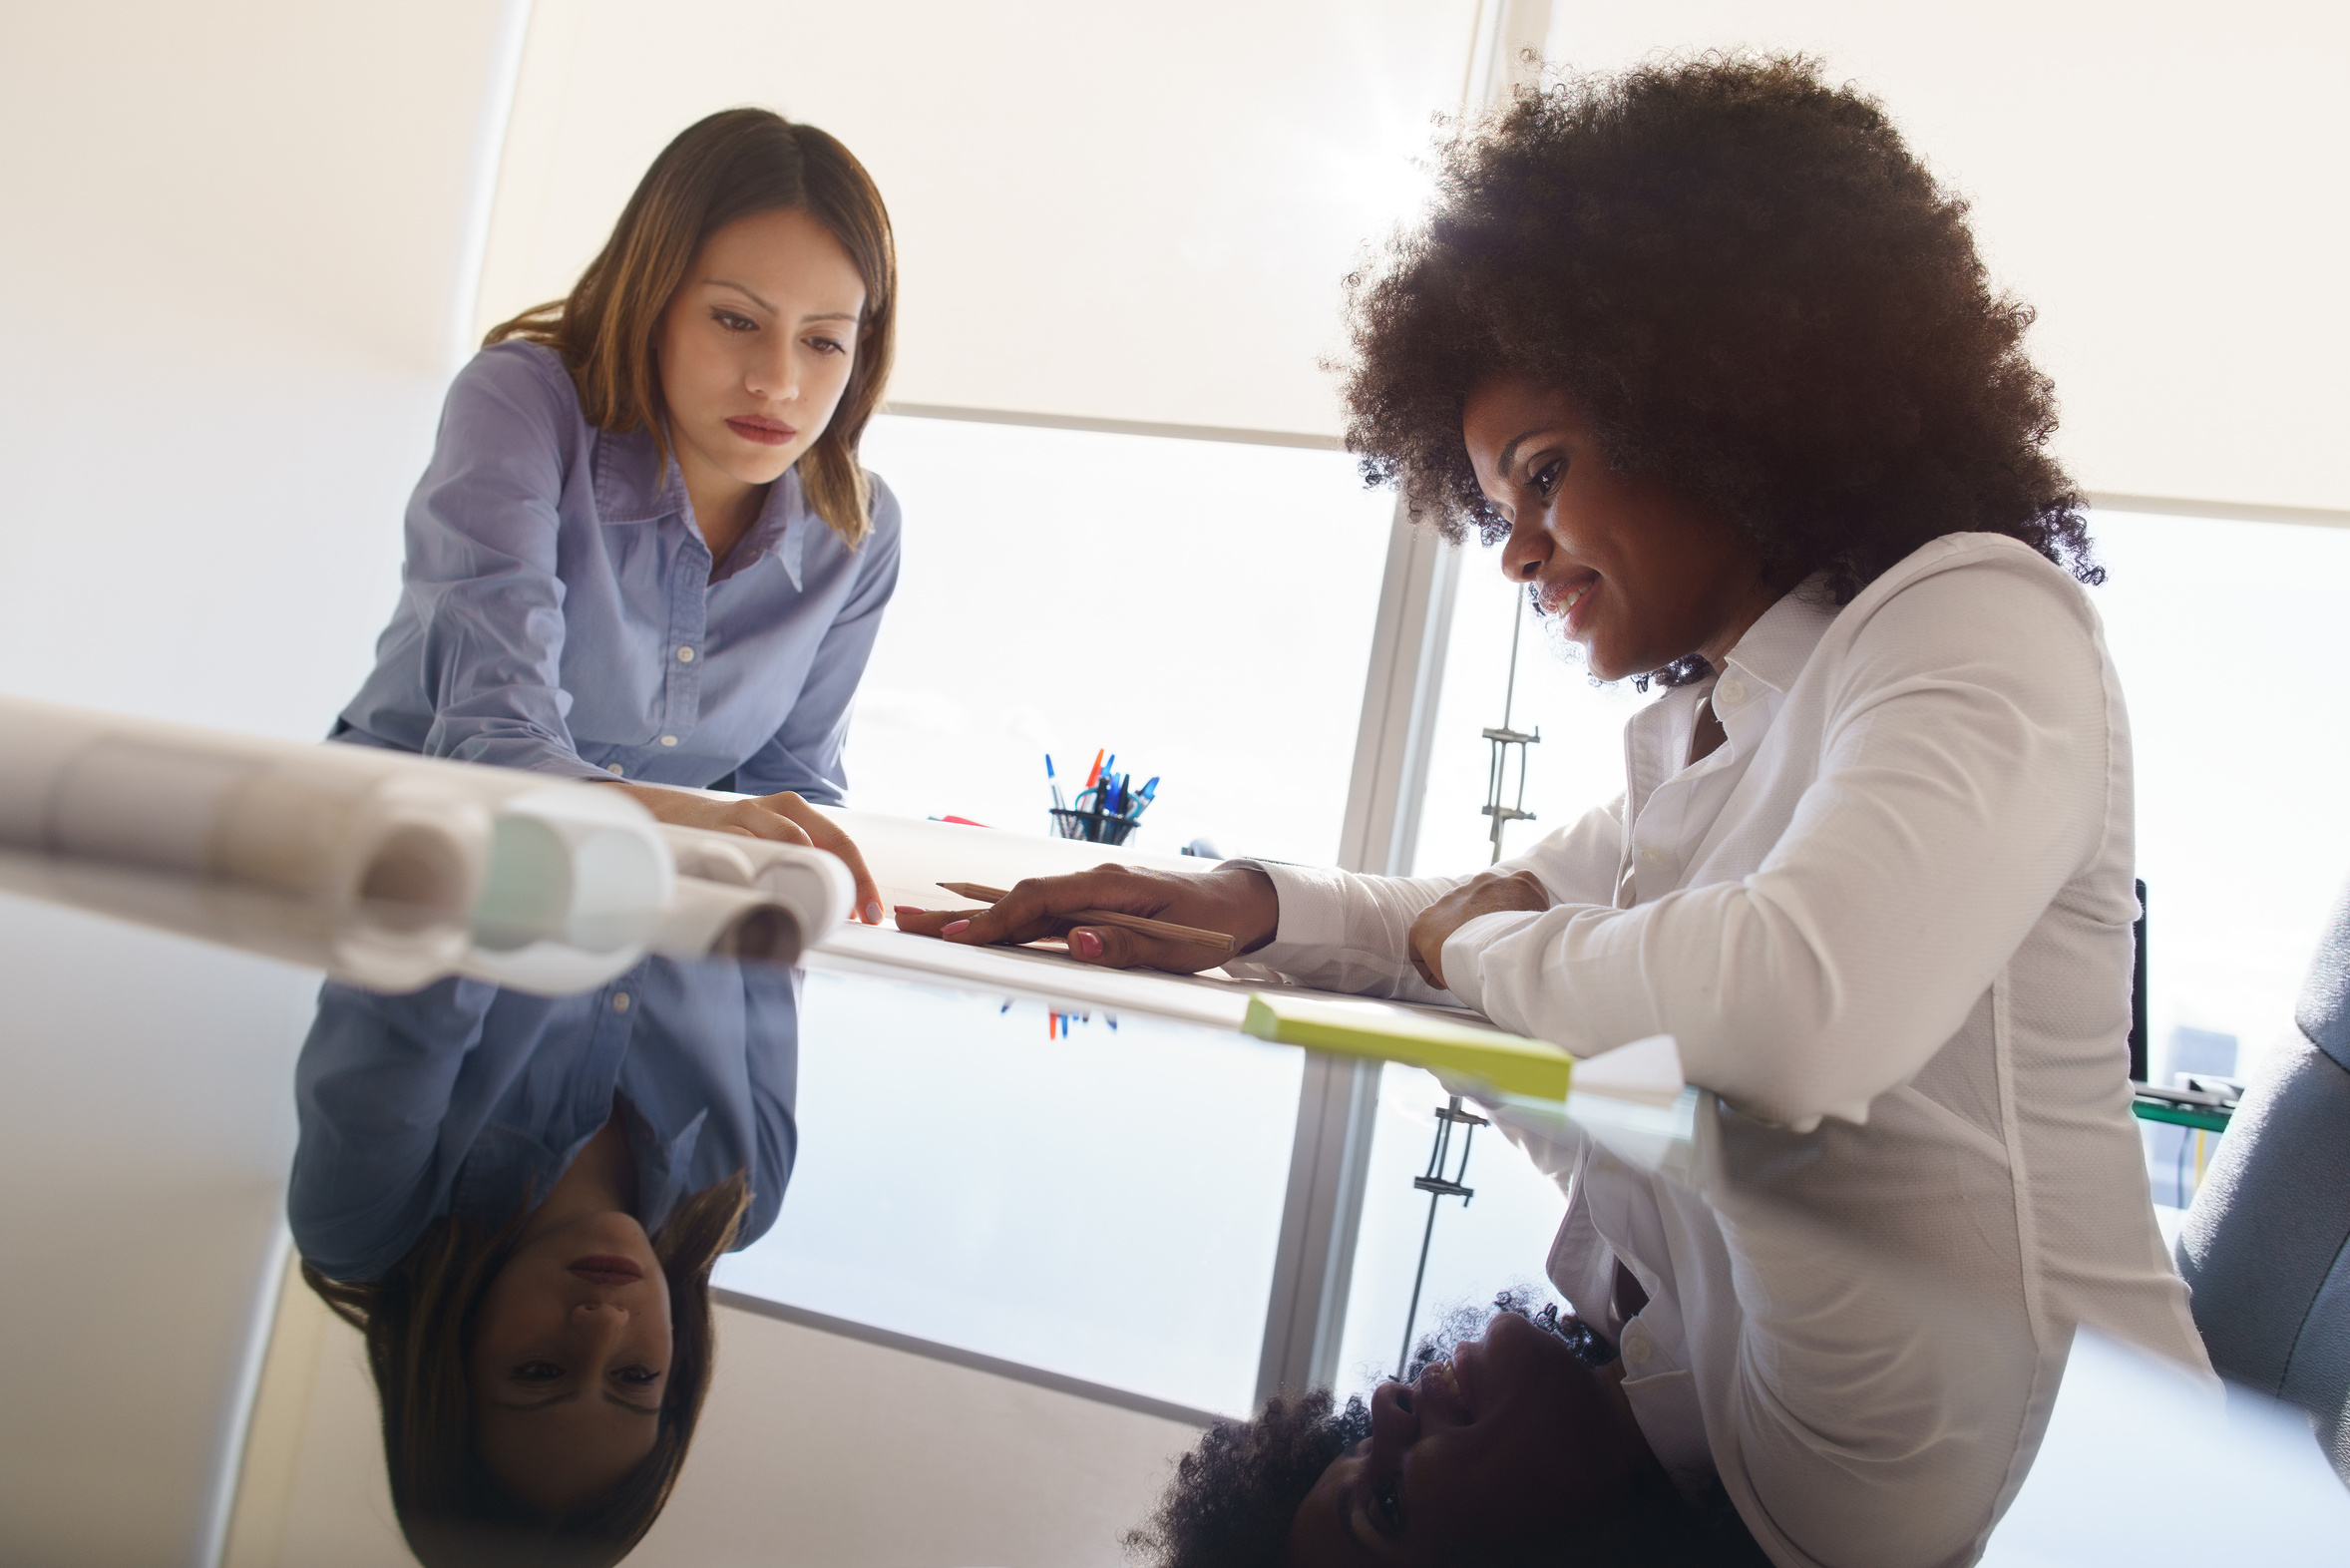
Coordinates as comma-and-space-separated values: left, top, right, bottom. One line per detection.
718, 967, 1305, 1418
1331, 1063, 1575, 1394
288, 954, 800, 1563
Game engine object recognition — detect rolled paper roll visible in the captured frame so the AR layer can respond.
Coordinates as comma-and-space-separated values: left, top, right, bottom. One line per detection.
0, 695, 676, 996
0, 697, 495, 988
648, 874, 804, 965
458, 786, 673, 995
658, 825, 855, 945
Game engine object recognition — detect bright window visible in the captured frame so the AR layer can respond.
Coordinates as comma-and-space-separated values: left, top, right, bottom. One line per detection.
2092, 510, 2350, 1204
722, 413, 1397, 1413
839, 414, 1393, 866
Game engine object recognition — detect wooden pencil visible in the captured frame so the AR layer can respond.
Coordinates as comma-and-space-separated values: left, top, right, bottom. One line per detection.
936, 882, 1238, 956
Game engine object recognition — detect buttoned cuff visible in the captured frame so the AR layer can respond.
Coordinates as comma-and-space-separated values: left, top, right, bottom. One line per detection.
1439, 909, 1542, 1015
1224, 859, 1358, 970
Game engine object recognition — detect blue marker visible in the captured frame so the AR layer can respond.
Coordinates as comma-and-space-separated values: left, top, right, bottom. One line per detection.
1045, 753, 1066, 811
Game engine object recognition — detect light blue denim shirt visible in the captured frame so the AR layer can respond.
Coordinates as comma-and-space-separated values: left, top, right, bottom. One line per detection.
334, 340, 900, 800
290, 958, 799, 1282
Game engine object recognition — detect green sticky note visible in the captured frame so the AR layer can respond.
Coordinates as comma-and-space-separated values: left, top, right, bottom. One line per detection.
1241, 992, 1573, 1100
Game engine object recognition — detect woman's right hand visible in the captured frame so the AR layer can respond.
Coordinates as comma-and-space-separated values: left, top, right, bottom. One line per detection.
894, 863, 1281, 975
615, 784, 886, 926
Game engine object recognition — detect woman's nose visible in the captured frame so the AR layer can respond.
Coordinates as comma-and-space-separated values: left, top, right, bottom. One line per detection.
1366, 1379, 1422, 1475
1500, 512, 1550, 582
748, 343, 799, 403
573, 1298, 629, 1333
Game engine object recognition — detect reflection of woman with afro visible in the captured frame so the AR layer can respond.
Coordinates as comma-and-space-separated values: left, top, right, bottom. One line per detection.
913, 54, 2212, 1568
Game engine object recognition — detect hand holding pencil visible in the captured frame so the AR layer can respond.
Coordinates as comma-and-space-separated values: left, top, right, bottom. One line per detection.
894, 863, 1280, 975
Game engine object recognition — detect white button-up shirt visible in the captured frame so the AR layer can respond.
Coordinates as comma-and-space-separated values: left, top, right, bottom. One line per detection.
1233, 535, 2209, 1568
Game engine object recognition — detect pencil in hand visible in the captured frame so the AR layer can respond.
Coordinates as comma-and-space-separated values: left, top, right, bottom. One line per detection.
935, 882, 1238, 957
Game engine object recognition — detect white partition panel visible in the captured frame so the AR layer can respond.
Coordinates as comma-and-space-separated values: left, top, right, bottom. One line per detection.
1542, 2, 2350, 518
477, 0, 1484, 439
0, 6, 529, 1562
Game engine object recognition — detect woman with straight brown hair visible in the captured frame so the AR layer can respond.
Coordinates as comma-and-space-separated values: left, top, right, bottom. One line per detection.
295, 955, 796, 1567
333, 107, 901, 921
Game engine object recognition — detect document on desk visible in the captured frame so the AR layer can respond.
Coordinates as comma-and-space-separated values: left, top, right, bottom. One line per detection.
1240, 991, 1577, 1098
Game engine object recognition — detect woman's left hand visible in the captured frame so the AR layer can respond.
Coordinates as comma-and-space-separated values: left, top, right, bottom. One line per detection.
1406, 869, 1552, 991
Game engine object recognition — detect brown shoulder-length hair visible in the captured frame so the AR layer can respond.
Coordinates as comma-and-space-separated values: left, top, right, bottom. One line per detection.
488, 108, 896, 548
302, 1173, 749, 1568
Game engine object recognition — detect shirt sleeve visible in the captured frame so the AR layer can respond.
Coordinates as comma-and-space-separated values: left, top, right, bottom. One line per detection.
287, 977, 499, 1281
1441, 559, 2115, 1131
731, 476, 904, 804
399, 348, 611, 781
1221, 794, 1627, 1001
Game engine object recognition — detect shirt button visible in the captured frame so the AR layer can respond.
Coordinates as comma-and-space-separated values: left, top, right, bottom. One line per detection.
1624, 1329, 1654, 1366
1719, 679, 1748, 705
660, 735, 679, 747
677, 646, 695, 662
605, 763, 624, 777
611, 992, 631, 1012
1641, 846, 1664, 866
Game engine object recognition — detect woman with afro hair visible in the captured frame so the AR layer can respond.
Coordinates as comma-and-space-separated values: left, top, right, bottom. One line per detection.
903, 53, 2210, 1568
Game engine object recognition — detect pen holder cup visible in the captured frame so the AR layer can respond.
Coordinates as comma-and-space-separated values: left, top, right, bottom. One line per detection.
1050, 806, 1141, 847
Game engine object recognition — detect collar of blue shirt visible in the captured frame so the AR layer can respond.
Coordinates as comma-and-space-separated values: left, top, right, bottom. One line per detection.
591, 427, 812, 588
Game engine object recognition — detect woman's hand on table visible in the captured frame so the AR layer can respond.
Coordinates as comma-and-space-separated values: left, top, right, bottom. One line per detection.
1406, 869, 1551, 991
895, 863, 1280, 975
615, 784, 886, 925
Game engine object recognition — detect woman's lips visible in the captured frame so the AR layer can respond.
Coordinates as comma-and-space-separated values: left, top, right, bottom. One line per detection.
1542, 572, 1600, 633
570, 1255, 643, 1286
725, 416, 796, 447
1451, 1338, 1485, 1413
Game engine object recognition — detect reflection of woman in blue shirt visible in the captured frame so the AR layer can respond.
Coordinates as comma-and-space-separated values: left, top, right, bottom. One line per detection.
291, 964, 800, 1284
334, 104, 899, 920
300, 106, 884, 1566
295, 958, 799, 1565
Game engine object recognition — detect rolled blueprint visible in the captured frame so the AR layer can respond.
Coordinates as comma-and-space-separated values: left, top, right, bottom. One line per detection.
648, 875, 804, 965
0, 695, 672, 994
457, 784, 673, 993
658, 824, 856, 942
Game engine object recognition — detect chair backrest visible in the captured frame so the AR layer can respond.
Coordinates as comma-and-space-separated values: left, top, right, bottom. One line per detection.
2176, 876, 2350, 1483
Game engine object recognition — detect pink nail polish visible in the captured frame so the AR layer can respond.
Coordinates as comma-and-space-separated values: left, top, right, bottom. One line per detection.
943, 920, 971, 938
1073, 930, 1102, 960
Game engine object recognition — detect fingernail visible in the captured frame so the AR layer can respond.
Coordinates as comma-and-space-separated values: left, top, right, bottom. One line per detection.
894, 905, 924, 917
1072, 930, 1103, 960
943, 920, 971, 938
865, 901, 884, 925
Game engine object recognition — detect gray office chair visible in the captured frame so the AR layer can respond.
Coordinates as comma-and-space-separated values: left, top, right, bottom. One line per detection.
2175, 875, 2350, 1484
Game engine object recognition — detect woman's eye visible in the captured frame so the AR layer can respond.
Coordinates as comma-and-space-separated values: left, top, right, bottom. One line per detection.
512, 1361, 563, 1381
1371, 1480, 1404, 1534
1531, 457, 1564, 496
806, 336, 848, 356
614, 1365, 663, 1384
711, 309, 756, 332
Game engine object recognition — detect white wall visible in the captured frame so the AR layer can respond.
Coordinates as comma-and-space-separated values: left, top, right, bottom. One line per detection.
226, 1266, 1202, 1568
1543, 1, 2350, 517
0, 5, 526, 1563
475, 0, 1485, 439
